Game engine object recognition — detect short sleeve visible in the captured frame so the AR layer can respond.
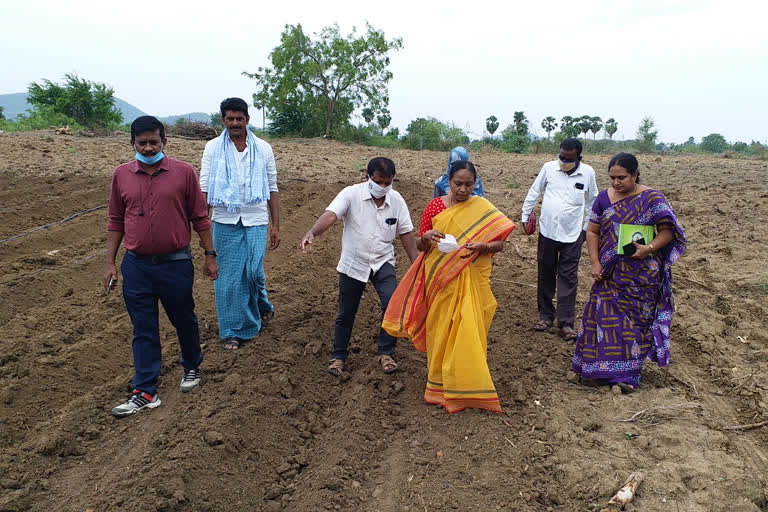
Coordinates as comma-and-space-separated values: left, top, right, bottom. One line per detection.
590, 189, 608, 224
327, 187, 351, 220
396, 197, 414, 235
418, 198, 445, 237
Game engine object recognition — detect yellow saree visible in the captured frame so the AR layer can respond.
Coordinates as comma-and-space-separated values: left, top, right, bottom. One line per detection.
383, 196, 515, 413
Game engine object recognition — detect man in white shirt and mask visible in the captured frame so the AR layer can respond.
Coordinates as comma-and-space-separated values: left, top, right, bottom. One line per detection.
521, 138, 597, 340
300, 157, 418, 377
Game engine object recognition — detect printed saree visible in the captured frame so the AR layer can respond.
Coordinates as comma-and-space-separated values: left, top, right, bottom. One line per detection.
572, 189, 686, 386
383, 196, 515, 413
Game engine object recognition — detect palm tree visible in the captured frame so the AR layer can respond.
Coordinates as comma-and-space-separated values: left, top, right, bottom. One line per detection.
362, 107, 375, 124
560, 115, 574, 129
604, 118, 618, 139
577, 116, 591, 139
485, 115, 499, 136
376, 108, 391, 135
589, 116, 603, 139
513, 111, 529, 135
541, 116, 557, 140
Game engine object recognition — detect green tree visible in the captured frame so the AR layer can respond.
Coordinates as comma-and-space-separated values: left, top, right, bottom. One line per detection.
0, 106, 4, 121
604, 118, 618, 139
513, 111, 529, 135
589, 116, 603, 139
376, 108, 391, 135
210, 112, 224, 130
501, 124, 529, 153
403, 117, 467, 151
576, 115, 592, 139
541, 116, 557, 140
560, 115, 574, 129
362, 107, 375, 124
27, 73, 122, 129
700, 133, 728, 153
244, 23, 402, 138
485, 115, 499, 136
635, 116, 658, 153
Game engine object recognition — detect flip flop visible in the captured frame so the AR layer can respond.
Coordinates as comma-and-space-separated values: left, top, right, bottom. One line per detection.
261, 310, 275, 323
222, 338, 240, 351
534, 320, 553, 332
616, 382, 636, 394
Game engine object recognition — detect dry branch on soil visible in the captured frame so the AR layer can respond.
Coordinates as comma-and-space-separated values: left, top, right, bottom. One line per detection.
166, 122, 220, 140
617, 402, 702, 424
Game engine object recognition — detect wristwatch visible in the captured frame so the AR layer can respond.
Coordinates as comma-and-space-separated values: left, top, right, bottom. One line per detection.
204, 250, 217, 257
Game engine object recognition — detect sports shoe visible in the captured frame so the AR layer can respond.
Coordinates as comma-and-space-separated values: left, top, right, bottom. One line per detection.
180, 367, 201, 392
111, 390, 161, 417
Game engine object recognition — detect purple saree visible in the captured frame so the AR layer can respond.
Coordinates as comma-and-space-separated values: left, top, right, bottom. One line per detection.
572, 189, 686, 386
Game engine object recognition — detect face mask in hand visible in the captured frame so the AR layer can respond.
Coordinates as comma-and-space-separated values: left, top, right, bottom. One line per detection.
367, 178, 392, 199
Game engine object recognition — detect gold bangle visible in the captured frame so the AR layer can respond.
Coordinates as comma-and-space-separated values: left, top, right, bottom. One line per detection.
649, 243, 655, 253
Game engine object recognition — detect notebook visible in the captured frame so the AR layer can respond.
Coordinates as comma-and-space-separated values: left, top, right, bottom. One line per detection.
617, 224, 654, 255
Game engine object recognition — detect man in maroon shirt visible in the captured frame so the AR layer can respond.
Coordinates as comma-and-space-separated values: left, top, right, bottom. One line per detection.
104, 116, 218, 417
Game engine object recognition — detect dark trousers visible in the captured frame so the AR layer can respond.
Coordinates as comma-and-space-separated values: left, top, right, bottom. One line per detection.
121, 251, 203, 395
333, 263, 398, 361
537, 232, 584, 329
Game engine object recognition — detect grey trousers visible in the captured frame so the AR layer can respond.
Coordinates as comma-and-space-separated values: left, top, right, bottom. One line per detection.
537, 232, 585, 329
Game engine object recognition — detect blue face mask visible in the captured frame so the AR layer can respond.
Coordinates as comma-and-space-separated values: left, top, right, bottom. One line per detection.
134, 148, 165, 165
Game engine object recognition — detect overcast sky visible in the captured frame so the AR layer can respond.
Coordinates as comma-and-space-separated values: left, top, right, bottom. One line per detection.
2, 0, 766, 143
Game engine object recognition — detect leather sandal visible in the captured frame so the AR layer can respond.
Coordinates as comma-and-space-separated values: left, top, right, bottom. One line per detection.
327, 359, 344, 378
559, 327, 578, 341
378, 355, 399, 374
533, 320, 553, 332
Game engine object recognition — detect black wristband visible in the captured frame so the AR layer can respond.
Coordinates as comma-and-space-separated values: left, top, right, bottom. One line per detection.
204, 250, 217, 257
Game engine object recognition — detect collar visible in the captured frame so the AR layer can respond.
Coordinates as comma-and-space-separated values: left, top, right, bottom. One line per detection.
359, 182, 391, 207
131, 156, 171, 175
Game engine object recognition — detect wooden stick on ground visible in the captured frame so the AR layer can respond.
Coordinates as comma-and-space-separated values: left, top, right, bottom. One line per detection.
722, 420, 768, 431
600, 472, 644, 512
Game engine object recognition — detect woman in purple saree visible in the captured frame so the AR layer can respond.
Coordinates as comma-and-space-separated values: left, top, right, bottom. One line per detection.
572, 153, 686, 392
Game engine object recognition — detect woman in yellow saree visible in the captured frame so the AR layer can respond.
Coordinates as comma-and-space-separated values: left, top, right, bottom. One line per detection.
383, 161, 515, 413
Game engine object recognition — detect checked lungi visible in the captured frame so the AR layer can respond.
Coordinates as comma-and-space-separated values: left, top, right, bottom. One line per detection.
212, 221, 274, 340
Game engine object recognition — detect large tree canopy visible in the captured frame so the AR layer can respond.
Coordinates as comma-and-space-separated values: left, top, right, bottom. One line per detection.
244, 23, 402, 138
27, 73, 122, 129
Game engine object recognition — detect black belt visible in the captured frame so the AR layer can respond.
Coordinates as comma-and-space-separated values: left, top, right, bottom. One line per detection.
127, 246, 192, 264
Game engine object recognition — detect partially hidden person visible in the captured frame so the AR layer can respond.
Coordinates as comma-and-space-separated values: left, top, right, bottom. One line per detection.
383, 160, 515, 413
433, 146, 485, 198
573, 152, 686, 393
300, 157, 418, 377
105, 116, 218, 417
521, 138, 597, 340
199, 97, 280, 351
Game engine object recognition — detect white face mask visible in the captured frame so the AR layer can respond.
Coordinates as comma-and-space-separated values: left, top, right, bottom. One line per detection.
367, 178, 392, 199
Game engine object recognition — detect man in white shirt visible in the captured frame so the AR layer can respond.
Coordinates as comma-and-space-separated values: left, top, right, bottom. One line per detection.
300, 157, 419, 377
199, 97, 280, 351
521, 138, 597, 340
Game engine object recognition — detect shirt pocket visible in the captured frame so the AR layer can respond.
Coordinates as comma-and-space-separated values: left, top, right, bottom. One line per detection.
566, 185, 586, 206
381, 221, 397, 242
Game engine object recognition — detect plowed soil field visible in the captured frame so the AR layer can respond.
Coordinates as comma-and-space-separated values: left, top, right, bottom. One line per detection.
1, 131, 767, 511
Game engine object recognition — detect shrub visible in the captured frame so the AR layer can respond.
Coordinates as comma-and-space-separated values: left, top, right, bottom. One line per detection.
402, 117, 468, 151
0, 106, 82, 132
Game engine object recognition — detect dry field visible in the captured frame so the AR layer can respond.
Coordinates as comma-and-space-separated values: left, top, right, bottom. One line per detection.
0, 131, 767, 511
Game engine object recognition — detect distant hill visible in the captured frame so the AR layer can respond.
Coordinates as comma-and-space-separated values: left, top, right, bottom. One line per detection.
0, 92, 149, 123
159, 112, 211, 125
0, 92, 217, 127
